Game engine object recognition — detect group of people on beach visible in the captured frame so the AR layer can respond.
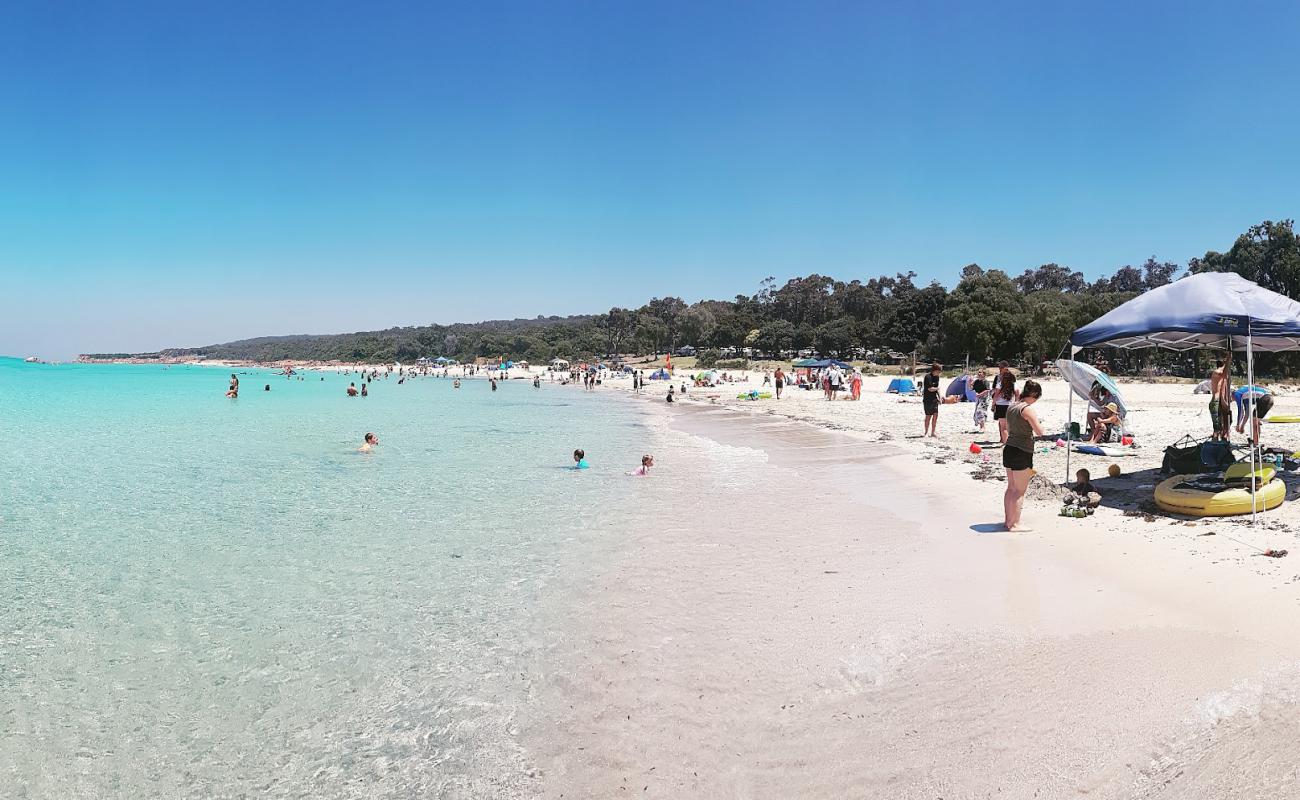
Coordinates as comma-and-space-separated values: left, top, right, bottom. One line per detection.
928, 361, 1020, 442
1208, 351, 1274, 444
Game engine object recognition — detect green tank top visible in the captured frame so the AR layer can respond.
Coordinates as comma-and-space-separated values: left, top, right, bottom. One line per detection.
1007, 401, 1033, 452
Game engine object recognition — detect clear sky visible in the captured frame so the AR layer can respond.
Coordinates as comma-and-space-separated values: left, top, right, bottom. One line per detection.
3, 0, 1298, 359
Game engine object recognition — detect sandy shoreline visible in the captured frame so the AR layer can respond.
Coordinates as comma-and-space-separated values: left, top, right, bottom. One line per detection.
523, 375, 1300, 798
68, 359, 1300, 795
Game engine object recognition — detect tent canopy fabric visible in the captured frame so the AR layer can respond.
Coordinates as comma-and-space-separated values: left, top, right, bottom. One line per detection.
1071, 272, 1300, 351
887, 377, 916, 394
791, 358, 819, 368
1055, 359, 1127, 419
810, 358, 851, 369
945, 375, 977, 401
648, 368, 671, 379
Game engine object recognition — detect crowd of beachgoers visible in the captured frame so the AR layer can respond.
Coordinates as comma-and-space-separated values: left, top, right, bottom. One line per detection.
206, 353, 1300, 541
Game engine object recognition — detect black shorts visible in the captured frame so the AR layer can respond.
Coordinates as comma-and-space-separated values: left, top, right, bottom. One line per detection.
923, 396, 939, 415
993, 404, 1009, 420
1003, 445, 1033, 471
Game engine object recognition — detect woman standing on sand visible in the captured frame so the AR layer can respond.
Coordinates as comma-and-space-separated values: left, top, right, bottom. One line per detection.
1003, 380, 1045, 532
992, 361, 1018, 444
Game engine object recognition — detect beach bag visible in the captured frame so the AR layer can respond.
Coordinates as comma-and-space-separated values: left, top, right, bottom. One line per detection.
1162, 435, 1208, 475
1200, 440, 1235, 471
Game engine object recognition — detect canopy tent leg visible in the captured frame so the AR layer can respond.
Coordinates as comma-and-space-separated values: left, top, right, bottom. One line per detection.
1248, 327, 1257, 526
1065, 351, 1075, 485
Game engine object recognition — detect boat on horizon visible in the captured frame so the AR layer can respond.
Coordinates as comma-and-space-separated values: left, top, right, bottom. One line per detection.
24, 356, 40, 363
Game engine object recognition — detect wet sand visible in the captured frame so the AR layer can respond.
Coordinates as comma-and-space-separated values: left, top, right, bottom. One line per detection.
529, 398, 1300, 799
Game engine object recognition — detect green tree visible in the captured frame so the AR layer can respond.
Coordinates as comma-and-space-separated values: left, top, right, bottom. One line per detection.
1190, 220, 1300, 297
755, 320, 796, 356
942, 269, 1025, 361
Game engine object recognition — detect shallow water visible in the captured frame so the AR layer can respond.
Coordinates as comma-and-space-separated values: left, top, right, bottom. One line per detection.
0, 358, 667, 798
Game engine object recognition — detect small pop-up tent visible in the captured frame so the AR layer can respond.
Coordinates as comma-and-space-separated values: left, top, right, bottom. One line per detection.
887, 377, 916, 394
945, 375, 977, 401
1070, 271, 1300, 524
648, 368, 671, 380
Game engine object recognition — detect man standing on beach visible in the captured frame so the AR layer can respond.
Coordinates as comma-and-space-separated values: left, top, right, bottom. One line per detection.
826, 363, 843, 400
922, 362, 941, 437
1209, 352, 1233, 441
774, 367, 785, 399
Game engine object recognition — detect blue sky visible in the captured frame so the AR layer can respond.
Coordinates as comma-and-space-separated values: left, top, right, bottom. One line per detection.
2, 0, 1298, 358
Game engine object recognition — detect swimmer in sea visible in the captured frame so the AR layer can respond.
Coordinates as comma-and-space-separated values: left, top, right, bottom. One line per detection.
572, 449, 589, 470
347, 383, 359, 396
633, 454, 654, 476
359, 432, 379, 452
361, 383, 368, 397
229, 373, 240, 393
264, 384, 270, 392
453, 379, 461, 389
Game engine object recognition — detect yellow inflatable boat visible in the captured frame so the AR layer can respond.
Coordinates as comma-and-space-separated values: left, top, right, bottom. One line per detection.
1154, 473, 1285, 517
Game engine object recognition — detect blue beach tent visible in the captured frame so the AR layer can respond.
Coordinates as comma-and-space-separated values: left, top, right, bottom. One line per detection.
945, 375, 977, 402
886, 377, 916, 394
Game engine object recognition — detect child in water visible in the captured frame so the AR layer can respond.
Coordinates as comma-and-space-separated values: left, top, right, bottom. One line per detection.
572, 449, 589, 470
633, 454, 654, 476
359, 432, 379, 452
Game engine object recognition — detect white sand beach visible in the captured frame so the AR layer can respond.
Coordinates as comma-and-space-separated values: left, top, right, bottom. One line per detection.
522, 370, 1300, 799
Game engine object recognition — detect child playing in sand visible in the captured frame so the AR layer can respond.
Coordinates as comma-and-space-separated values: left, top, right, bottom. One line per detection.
572, 449, 590, 470
1061, 468, 1102, 517
1073, 468, 1098, 498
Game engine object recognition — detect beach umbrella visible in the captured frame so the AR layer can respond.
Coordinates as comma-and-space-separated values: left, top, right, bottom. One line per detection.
1054, 359, 1127, 419
1070, 272, 1300, 524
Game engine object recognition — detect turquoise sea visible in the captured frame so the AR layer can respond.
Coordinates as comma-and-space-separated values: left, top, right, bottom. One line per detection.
0, 357, 672, 798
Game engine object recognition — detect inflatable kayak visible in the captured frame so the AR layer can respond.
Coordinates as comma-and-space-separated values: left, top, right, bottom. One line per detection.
1265, 415, 1300, 424
1224, 463, 1276, 484
737, 392, 774, 400
1154, 474, 1285, 517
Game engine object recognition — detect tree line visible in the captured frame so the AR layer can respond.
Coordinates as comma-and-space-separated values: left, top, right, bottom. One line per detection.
95, 219, 1300, 370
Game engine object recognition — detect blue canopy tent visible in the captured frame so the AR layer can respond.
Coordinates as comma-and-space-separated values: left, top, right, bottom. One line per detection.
886, 377, 916, 394
810, 358, 852, 369
1070, 272, 1300, 523
648, 368, 671, 380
